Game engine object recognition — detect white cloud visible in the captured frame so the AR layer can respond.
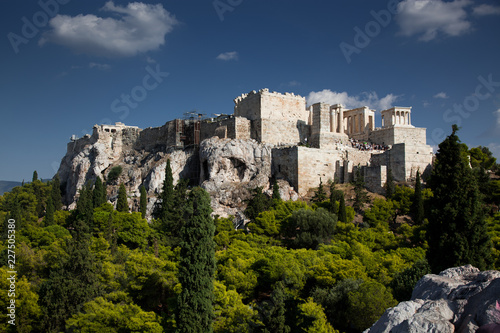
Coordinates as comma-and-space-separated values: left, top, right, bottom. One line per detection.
434, 92, 449, 99
40, 1, 178, 57
473, 4, 500, 16
216, 51, 238, 61
288, 80, 300, 87
88, 62, 110, 70
396, 0, 472, 41
306, 89, 399, 111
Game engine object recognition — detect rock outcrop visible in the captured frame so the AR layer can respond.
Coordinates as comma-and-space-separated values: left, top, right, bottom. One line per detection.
57, 125, 297, 218
364, 265, 500, 333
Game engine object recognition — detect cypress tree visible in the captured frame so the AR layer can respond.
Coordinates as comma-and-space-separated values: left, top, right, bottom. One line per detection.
412, 171, 424, 225
258, 281, 290, 333
153, 159, 174, 222
353, 168, 368, 212
272, 180, 282, 206
338, 193, 347, 223
385, 168, 395, 199
44, 195, 55, 226
426, 125, 491, 273
116, 184, 128, 212
140, 185, 148, 219
93, 176, 105, 208
32, 170, 38, 182
39, 182, 101, 331
312, 178, 327, 202
52, 174, 63, 210
177, 187, 216, 333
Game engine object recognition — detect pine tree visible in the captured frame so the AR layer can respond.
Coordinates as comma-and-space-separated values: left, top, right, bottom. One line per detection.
312, 178, 327, 202
44, 195, 55, 226
385, 168, 395, 199
426, 125, 491, 273
140, 185, 148, 219
52, 174, 63, 210
93, 176, 105, 208
32, 170, 38, 182
338, 193, 347, 223
116, 184, 128, 212
412, 171, 424, 225
177, 187, 216, 333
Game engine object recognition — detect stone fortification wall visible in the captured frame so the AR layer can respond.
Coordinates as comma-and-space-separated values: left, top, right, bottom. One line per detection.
403, 144, 434, 179
272, 146, 299, 192
200, 116, 251, 141
259, 119, 309, 145
136, 121, 177, 151
273, 146, 346, 195
363, 165, 387, 194
234, 90, 261, 120
369, 127, 427, 146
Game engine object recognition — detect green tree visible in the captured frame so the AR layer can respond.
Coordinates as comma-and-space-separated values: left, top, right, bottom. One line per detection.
44, 195, 55, 226
390, 259, 431, 302
469, 146, 496, 170
353, 168, 369, 212
272, 180, 282, 206
107, 166, 123, 184
427, 125, 492, 272
116, 184, 128, 213
385, 168, 395, 199
412, 171, 424, 225
153, 159, 174, 222
283, 208, 337, 249
312, 178, 327, 203
177, 188, 216, 333
257, 281, 290, 333
140, 185, 148, 219
338, 194, 347, 223
32, 170, 38, 182
39, 183, 101, 331
93, 176, 105, 208
51, 174, 62, 210
244, 187, 271, 221
66, 295, 163, 333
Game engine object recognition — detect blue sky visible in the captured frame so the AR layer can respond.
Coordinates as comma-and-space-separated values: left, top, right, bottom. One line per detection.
1, 0, 499, 181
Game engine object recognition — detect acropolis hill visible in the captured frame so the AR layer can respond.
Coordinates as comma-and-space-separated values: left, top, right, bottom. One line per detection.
58, 88, 434, 216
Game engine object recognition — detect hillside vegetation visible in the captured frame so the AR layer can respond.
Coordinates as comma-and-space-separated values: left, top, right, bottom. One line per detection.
0, 127, 499, 333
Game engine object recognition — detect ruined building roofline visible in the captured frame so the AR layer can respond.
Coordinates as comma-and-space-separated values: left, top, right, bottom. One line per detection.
233, 88, 306, 104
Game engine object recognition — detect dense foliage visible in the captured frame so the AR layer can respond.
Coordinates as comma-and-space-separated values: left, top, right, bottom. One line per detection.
1, 132, 499, 332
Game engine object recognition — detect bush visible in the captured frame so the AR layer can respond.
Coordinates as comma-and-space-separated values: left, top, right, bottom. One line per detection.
390, 259, 431, 302
107, 166, 123, 184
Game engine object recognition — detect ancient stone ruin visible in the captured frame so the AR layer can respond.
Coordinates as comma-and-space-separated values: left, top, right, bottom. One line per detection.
57, 89, 433, 216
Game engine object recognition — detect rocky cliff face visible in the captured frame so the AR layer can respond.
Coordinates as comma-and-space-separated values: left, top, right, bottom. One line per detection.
365, 265, 500, 333
57, 125, 297, 218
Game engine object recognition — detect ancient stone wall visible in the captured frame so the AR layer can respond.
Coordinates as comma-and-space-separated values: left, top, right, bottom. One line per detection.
369, 127, 427, 146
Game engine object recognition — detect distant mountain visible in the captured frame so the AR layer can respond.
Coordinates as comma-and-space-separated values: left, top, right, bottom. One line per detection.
0, 181, 22, 195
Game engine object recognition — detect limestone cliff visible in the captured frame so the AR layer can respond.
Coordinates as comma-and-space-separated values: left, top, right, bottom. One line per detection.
364, 265, 500, 333
57, 123, 298, 218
